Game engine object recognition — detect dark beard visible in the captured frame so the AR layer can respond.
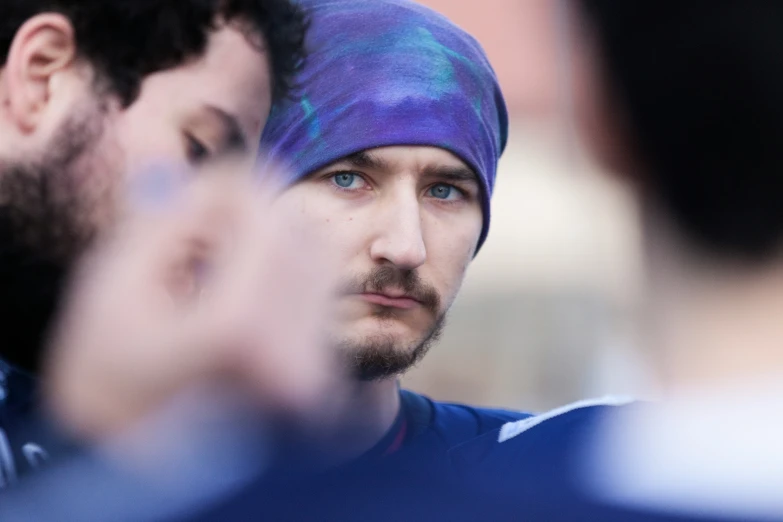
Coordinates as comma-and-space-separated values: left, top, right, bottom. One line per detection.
0, 113, 104, 375
0, 215, 71, 376
337, 266, 446, 381
345, 313, 446, 382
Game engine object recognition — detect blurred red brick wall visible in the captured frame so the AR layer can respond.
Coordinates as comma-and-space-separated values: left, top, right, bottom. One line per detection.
416, 0, 562, 116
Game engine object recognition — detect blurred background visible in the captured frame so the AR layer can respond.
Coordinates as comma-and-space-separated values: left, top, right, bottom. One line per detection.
402, 0, 655, 411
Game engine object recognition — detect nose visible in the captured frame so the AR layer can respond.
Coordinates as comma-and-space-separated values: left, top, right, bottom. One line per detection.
368, 193, 427, 271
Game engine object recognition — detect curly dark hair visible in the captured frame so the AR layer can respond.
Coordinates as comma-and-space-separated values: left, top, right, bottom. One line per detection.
0, 0, 308, 106
577, 0, 783, 263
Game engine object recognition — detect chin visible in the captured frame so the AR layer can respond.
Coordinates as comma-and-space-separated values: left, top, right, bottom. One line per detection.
340, 328, 438, 382
354, 314, 420, 337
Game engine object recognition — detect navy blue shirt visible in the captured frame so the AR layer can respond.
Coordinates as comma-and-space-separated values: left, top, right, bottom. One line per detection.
0, 360, 51, 488
185, 389, 531, 521
446, 400, 778, 522
190, 399, 775, 522
0, 386, 532, 521
2, 387, 771, 521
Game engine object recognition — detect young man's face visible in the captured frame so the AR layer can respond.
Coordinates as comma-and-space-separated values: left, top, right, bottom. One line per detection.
274, 145, 484, 380
0, 18, 272, 261
114, 26, 272, 179
0, 16, 272, 372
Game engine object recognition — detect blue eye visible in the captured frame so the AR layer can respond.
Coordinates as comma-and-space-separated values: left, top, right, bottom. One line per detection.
333, 172, 356, 188
429, 184, 456, 200
330, 171, 368, 190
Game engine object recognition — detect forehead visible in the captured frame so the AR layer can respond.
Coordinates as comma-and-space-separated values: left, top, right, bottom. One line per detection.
136, 25, 273, 145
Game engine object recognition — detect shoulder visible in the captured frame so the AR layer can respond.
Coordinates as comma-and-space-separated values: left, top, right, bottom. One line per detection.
435, 399, 533, 432
496, 395, 634, 444
449, 396, 635, 474
400, 389, 533, 450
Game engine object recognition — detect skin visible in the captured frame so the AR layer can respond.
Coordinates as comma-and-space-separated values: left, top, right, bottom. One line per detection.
47, 166, 340, 440
277, 145, 483, 367
0, 14, 272, 243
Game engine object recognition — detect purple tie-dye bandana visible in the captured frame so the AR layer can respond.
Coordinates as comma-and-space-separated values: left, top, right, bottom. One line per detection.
259, 0, 508, 251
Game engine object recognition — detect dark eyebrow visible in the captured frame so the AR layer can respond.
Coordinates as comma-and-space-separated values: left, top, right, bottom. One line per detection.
342, 150, 391, 171
421, 165, 479, 185
203, 105, 247, 154
330, 151, 479, 186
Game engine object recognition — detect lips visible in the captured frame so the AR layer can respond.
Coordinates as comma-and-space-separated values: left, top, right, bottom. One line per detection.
359, 292, 421, 310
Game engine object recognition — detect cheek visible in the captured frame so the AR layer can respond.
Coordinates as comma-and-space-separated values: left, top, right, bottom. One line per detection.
273, 185, 367, 262
64, 118, 128, 234
431, 208, 484, 261
421, 217, 479, 300
79, 106, 185, 231
113, 97, 188, 175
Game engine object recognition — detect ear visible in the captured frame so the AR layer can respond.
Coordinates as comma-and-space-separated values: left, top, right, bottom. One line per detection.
3, 14, 77, 134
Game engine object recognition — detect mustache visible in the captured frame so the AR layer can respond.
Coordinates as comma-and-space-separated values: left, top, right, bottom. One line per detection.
341, 266, 441, 315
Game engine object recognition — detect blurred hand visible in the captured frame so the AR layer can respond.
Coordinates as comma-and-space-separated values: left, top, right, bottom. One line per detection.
42, 162, 339, 440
